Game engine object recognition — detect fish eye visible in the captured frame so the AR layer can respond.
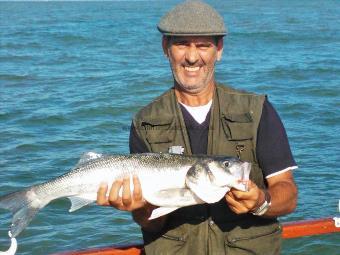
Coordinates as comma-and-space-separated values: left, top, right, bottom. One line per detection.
223, 161, 230, 168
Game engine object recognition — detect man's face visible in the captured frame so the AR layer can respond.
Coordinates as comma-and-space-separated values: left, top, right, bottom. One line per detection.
163, 36, 223, 94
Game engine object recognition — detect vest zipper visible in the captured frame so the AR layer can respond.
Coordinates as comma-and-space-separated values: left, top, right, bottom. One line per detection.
228, 225, 281, 243
161, 234, 185, 242
235, 144, 245, 159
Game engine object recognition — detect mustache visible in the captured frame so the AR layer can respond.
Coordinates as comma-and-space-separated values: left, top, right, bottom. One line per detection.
182, 62, 203, 68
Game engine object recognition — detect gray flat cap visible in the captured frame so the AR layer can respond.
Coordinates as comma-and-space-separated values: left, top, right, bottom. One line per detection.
158, 0, 227, 36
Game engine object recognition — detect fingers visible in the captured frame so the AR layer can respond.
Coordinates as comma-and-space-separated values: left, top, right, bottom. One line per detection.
231, 189, 252, 200
231, 180, 256, 199
108, 179, 124, 208
132, 175, 143, 201
122, 178, 132, 206
97, 176, 146, 212
97, 182, 109, 206
225, 191, 249, 214
225, 181, 262, 214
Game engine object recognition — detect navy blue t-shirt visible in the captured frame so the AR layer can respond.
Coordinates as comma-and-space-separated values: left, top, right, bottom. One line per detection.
129, 99, 297, 178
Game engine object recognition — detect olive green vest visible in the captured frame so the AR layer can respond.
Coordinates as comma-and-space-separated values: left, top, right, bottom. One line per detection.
133, 84, 281, 255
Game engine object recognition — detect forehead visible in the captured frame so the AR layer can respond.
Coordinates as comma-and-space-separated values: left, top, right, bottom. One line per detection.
169, 36, 217, 44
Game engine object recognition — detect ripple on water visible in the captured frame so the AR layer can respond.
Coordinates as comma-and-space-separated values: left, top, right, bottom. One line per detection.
0, 74, 37, 82
0, 1, 339, 254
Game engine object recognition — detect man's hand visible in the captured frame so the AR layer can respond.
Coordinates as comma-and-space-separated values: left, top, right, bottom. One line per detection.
226, 180, 264, 214
96, 175, 166, 231
96, 175, 146, 211
225, 171, 298, 217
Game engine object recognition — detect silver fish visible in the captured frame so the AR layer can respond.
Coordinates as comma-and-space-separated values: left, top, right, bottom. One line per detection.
0, 152, 250, 254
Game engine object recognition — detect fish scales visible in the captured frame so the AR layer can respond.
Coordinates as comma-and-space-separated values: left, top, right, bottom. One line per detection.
0, 152, 251, 255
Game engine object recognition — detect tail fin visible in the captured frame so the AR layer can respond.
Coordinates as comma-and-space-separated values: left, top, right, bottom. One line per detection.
0, 188, 47, 238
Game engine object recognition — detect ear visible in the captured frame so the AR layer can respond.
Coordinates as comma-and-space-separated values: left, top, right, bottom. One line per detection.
216, 37, 224, 61
162, 36, 170, 58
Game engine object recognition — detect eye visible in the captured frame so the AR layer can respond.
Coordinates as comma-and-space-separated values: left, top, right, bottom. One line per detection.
196, 43, 212, 50
223, 161, 230, 168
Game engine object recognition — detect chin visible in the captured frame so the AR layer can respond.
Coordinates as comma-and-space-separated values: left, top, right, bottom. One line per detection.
177, 84, 205, 94
174, 75, 210, 93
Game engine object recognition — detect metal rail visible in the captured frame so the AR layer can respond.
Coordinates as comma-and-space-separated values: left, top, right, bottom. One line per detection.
55, 217, 340, 255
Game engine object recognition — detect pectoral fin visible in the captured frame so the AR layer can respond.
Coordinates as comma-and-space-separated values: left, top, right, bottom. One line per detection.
68, 195, 95, 212
144, 188, 203, 207
148, 207, 179, 220
187, 183, 230, 204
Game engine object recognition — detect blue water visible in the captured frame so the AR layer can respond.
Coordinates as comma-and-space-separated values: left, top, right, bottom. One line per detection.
0, 0, 339, 254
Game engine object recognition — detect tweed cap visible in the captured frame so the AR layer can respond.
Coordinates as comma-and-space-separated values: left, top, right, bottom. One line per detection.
158, 0, 227, 36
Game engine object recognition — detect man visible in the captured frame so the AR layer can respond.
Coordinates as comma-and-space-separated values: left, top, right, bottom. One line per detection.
97, 1, 298, 254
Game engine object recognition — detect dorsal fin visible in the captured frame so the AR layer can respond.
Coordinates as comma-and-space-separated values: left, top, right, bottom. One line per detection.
76, 152, 102, 167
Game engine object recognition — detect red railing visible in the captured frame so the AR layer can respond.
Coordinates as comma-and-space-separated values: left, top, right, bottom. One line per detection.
55, 217, 340, 255
282, 217, 339, 239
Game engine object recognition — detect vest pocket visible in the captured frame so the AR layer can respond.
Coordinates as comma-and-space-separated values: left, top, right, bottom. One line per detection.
221, 113, 253, 141
144, 225, 188, 254
224, 222, 282, 255
221, 113, 255, 162
142, 116, 176, 153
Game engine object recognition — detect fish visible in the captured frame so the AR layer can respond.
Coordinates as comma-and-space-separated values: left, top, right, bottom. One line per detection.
0, 152, 251, 254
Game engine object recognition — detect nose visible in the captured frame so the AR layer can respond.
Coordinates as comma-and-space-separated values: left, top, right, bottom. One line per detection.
185, 44, 199, 65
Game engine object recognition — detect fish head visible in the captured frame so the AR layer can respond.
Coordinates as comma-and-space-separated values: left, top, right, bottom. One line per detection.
207, 157, 251, 189
185, 157, 251, 203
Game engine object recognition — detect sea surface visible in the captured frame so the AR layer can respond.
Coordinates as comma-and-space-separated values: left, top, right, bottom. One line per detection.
0, 0, 339, 254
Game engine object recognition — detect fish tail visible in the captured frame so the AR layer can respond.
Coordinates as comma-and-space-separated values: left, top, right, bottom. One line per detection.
0, 188, 48, 238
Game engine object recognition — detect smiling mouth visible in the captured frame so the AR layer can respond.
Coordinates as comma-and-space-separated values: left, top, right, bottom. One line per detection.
184, 66, 200, 72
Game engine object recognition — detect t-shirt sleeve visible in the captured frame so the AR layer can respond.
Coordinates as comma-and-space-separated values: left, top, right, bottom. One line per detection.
256, 98, 297, 178
129, 122, 149, 153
